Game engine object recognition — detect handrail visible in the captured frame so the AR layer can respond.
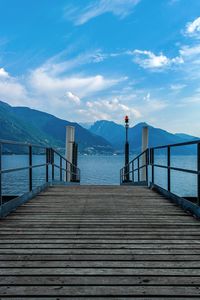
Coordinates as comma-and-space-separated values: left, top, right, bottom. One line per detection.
128, 149, 148, 165
0, 139, 48, 149
0, 139, 80, 206
120, 139, 200, 205
53, 148, 78, 170
152, 139, 199, 150
120, 149, 149, 185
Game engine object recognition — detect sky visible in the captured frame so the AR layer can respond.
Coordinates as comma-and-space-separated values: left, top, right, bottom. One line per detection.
0, 0, 200, 136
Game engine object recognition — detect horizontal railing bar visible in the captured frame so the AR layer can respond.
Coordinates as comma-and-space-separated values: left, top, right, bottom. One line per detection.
53, 164, 79, 176
1, 166, 30, 174
32, 163, 50, 169
152, 139, 200, 150
120, 163, 147, 174
0, 140, 81, 202
151, 164, 198, 175
129, 150, 147, 165
0, 139, 48, 149
1, 162, 80, 175
53, 149, 79, 170
134, 164, 147, 172
0, 139, 80, 174
120, 140, 200, 205
1, 163, 50, 174
121, 150, 148, 172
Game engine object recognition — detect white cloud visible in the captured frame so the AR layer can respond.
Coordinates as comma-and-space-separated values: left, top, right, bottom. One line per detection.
91, 51, 108, 63
130, 50, 184, 70
185, 17, 200, 38
66, 91, 81, 105
29, 67, 123, 98
0, 67, 9, 78
0, 67, 28, 106
170, 84, 187, 91
0, 63, 127, 121
77, 97, 142, 122
64, 0, 140, 25
177, 44, 200, 80
0, 53, 181, 128
142, 93, 168, 112
127, 49, 184, 70
180, 44, 200, 57
144, 93, 151, 101
177, 93, 200, 106
0, 80, 27, 105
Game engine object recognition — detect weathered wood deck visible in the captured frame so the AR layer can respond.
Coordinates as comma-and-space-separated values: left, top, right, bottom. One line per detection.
0, 185, 200, 299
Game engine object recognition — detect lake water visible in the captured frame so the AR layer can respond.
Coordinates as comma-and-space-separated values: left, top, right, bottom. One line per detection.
1, 154, 198, 198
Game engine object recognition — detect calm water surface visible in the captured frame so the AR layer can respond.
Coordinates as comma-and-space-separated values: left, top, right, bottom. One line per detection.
1, 154, 198, 198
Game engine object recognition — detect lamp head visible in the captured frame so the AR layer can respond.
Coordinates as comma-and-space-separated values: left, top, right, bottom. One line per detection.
125, 115, 129, 124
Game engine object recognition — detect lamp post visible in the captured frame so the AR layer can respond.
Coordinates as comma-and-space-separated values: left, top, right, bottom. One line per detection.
124, 115, 130, 182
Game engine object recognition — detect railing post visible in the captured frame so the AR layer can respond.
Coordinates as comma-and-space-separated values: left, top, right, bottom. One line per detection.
66, 126, 75, 182
141, 126, 149, 181
151, 148, 154, 185
72, 142, 78, 182
125, 163, 129, 182
78, 169, 80, 182
132, 161, 134, 183
167, 146, 171, 192
146, 149, 149, 184
138, 158, 140, 182
29, 146, 32, 192
70, 163, 73, 182
60, 157, 62, 182
66, 161, 68, 182
51, 149, 54, 181
197, 143, 200, 206
0, 143, 2, 212
46, 148, 49, 183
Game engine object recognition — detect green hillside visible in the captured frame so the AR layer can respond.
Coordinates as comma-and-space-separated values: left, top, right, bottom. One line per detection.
0, 101, 113, 153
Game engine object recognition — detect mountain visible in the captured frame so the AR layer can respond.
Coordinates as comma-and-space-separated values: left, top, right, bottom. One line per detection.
1, 100, 199, 155
0, 101, 113, 153
90, 120, 199, 153
175, 133, 199, 141
90, 120, 124, 149
79, 122, 94, 130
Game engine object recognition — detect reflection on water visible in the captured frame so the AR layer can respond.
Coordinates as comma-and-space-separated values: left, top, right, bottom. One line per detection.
1, 154, 197, 197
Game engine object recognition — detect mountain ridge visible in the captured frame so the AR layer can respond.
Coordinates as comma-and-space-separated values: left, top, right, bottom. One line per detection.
0, 100, 199, 154
90, 120, 199, 153
0, 101, 113, 153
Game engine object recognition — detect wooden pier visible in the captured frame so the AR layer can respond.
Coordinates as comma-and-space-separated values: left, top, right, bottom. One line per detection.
0, 185, 200, 298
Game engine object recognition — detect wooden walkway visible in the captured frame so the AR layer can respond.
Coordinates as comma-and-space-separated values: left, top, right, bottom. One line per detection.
0, 185, 200, 299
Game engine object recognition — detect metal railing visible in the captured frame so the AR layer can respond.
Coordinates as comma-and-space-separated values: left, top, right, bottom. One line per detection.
0, 139, 80, 206
120, 149, 149, 185
150, 140, 200, 205
120, 139, 200, 205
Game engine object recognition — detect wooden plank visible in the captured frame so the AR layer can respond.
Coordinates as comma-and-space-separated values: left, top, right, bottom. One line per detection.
11, 267, 200, 276
0, 254, 199, 261
0, 285, 200, 296
0, 239, 199, 243
0, 275, 200, 285
0, 243, 200, 249
0, 249, 199, 254
1, 260, 200, 268
0, 185, 200, 298
0, 298, 196, 300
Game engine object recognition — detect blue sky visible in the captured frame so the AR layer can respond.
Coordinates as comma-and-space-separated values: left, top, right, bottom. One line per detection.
0, 0, 200, 135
